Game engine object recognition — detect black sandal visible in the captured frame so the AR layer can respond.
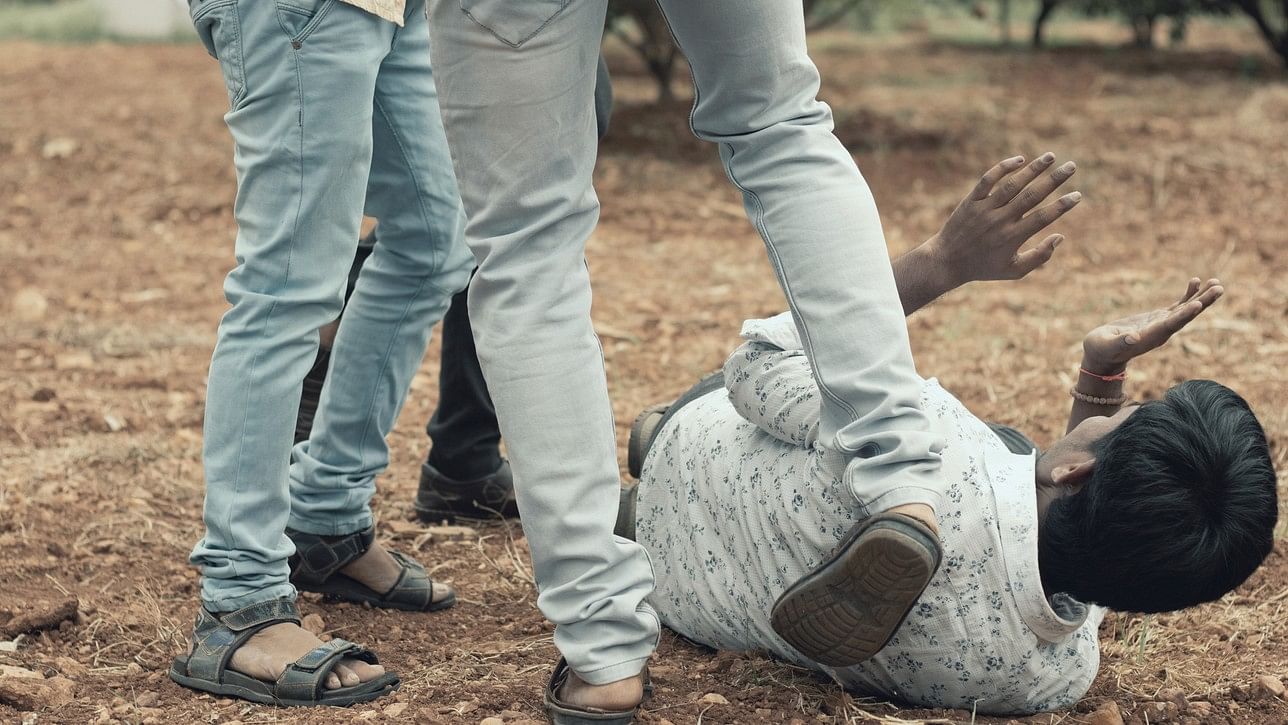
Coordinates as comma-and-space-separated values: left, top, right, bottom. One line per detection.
543, 658, 644, 725
288, 526, 456, 612
770, 512, 941, 667
169, 599, 399, 707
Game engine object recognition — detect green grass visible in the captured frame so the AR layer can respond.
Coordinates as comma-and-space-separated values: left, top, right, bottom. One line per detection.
0, 0, 196, 43
0, 1, 104, 42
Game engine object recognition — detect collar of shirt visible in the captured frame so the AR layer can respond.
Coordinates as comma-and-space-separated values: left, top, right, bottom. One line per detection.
983, 443, 1092, 641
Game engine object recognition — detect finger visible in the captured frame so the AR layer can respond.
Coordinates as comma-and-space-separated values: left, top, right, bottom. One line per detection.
970, 155, 1027, 201
1194, 282, 1224, 308
991, 152, 1056, 207
1135, 300, 1204, 348
1175, 277, 1201, 306
1010, 234, 1064, 278
1013, 191, 1082, 239
1005, 159, 1077, 215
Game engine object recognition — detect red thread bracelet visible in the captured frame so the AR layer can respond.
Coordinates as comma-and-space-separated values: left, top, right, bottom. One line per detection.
1080, 367, 1127, 383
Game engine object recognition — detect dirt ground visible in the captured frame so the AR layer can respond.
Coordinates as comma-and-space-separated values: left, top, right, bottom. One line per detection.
2, 19, 1287, 725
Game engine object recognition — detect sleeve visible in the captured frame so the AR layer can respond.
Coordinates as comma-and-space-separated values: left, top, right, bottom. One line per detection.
722, 338, 822, 448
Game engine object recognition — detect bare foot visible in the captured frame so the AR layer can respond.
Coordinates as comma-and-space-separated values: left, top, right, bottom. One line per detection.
227, 622, 384, 689
338, 541, 455, 604
559, 669, 645, 712
887, 503, 939, 536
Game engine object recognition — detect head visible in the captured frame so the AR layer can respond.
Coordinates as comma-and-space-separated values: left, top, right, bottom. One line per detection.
1036, 380, 1278, 613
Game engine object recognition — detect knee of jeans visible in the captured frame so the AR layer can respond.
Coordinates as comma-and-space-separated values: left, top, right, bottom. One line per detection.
690, 89, 832, 146
222, 275, 347, 333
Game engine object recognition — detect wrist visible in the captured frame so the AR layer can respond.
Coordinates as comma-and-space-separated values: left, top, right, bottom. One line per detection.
1079, 355, 1127, 377
917, 235, 968, 292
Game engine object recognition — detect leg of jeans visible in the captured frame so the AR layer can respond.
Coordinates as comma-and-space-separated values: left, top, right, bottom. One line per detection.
424, 283, 504, 482
288, 0, 474, 536
654, 0, 944, 514
190, 1, 390, 611
427, 0, 658, 685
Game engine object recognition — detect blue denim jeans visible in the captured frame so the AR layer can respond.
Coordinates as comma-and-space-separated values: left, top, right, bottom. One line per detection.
425, 0, 945, 685
187, 0, 473, 611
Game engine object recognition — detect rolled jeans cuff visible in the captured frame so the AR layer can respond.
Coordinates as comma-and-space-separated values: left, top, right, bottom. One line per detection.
572, 655, 652, 687
202, 582, 297, 614
285, 511, 374, 537
862, 486, 944, 518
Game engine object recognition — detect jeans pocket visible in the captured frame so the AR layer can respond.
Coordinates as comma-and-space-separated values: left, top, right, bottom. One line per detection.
459, 0, 568, 48
275, 0, 339, 46
190, 0, 246, 107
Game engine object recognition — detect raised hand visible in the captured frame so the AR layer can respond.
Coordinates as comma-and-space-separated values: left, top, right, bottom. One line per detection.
1082, 278, 1225, 373
926, 152, 1082, 285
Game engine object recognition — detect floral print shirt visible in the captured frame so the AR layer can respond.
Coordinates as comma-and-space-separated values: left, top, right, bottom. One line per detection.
635, 313, 1105, 715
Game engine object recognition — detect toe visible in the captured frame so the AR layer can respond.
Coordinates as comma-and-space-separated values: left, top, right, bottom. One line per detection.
333, 662, 361, 687
432, 580, 455, 604
351, 660, 386, 682
325, 671, 342, 690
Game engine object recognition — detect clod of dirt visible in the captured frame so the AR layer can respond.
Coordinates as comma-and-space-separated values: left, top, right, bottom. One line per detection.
0, 673, 76, 710
0, 597, 78, 638
699, 692, 730, 705
479, 718, 504, 725
1085, 700, 1125, 725
135, 691, 160, 708
12, 287, 49, 321
1187, 701, 1214, 717
382, 702, 408, 718
41, 137, 79, 159
0, 666, 41, 679
1156, 687, 1188, 711
53, 656, 87, 678
1252, 674, 1285, 699
426, 525, 478, 541
300, 613, 325, 635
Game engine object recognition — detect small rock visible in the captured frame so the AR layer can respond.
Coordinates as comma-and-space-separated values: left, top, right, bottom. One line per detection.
135, 691, 159, 708
479, 718, 504, 725
1085, 701, 1124, 725
0, 666, 41, 679
383, 702, 408, 718
104, 414, 127, 433
31, 388, 56, 403
1188, 701, 1213, 717
12, 287, 49, 321
54, 657, 87, 678
1253, 674, 1285, 699
301, 613, 326, 635
357, 710, 378, 720
699, 692, 729, 705
0, 674, 75, 710
41, 138, 79, 159
124, 662, 144, 677
54, 351, 94, 370
498, 710, 525, 720
1157, 687, 1187, 711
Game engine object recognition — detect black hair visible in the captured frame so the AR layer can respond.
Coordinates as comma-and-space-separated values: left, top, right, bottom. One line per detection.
1039, 380, 1278, 613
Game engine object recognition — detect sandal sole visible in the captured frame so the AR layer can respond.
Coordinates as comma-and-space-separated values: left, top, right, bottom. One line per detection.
169, 658, 399, 707
770, 516, 940, 667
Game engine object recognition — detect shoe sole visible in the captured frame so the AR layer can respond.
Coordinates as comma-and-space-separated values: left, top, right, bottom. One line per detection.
770, 515, 940, 667
627, 404, 670, 479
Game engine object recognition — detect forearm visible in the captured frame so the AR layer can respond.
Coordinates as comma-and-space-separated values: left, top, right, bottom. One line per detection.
1066, 358, 1127, 433
891, 238, 962, 316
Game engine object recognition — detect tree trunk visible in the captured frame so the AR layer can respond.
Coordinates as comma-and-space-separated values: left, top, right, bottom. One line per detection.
649, 57, 675, 103
1232, 0, 1288, 67
999, 0, 1013, 45
1131, 14, 1157, 49
1032, 0, 1059, 48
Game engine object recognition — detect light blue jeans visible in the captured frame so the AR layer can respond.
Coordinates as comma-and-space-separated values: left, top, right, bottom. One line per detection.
425, 0, 945, 685
187, 0, 473, 612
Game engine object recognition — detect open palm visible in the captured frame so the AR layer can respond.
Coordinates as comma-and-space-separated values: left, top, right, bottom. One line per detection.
1083, 278, 1224, 370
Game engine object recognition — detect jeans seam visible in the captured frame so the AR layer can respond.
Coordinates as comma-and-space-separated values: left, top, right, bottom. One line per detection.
459, 0, 569, 49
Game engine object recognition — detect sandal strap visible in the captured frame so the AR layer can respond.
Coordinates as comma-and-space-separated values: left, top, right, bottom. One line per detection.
378, 550, 435, 610
186, 598, 301, 683
274, 638, 376, 702
287, 526, 375, 586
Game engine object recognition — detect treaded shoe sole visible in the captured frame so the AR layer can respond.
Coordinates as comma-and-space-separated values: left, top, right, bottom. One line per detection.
770, 513, 940, 667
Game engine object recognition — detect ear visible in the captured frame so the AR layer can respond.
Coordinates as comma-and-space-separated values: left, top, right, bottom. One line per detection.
1051, 458, 1095, 487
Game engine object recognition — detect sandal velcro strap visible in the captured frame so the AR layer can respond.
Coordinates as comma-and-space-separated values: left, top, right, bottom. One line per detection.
217, 598, 302, 631
287, 526, 375, 586
378, 551, 435, 609
274, 639, 376, 702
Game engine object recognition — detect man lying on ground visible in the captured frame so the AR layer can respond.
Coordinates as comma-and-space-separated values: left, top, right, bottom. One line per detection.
620, 163, 1278, 715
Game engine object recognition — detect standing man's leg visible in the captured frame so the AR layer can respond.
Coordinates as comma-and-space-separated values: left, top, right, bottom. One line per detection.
650, 0, 944, 666
286, 0, 474, 598
414, 53, 616, 523
427, 0, 656, 714
182, 0, 400, 699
